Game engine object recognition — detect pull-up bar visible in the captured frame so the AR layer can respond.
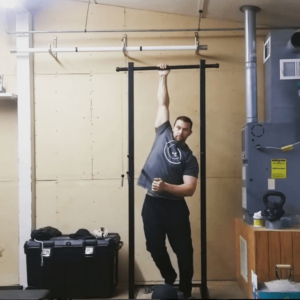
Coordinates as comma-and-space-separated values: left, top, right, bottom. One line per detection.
118, 61, 219, 300
116, 63, 219, 72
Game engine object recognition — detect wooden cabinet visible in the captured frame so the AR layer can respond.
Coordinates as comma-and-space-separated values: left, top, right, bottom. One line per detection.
235, 218, 300, 299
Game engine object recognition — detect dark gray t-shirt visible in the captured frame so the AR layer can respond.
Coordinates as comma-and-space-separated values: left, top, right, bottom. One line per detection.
137, 121, 199, 201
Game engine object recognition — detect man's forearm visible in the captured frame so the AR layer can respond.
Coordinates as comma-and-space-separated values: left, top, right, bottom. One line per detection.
155, 65, 170, 128
152, 178, 197, 197
157, 75, 169, 107
164, 182, 195, 197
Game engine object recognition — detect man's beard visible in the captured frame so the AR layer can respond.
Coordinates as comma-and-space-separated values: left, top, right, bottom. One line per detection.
174, 135, 186, 144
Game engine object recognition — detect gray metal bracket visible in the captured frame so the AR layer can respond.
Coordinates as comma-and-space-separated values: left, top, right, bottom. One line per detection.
195, 32, 199, 47
195, 32, 199, 54
195, 32, 208, 54
122, 35, 128, 57
48, 36, 57, 59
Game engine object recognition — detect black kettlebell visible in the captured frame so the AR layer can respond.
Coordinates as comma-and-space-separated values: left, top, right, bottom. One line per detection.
262, 191, 286, 222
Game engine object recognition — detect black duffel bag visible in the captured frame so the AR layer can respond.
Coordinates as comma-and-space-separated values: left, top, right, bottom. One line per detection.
31, 226, 62, 241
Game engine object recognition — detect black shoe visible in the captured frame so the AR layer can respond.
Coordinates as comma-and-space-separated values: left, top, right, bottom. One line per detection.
183, 292, 192, 299
176, 289, 184, 299
177, 291, 195, 299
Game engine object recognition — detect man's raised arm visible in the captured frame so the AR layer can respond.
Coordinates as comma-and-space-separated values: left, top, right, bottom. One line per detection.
155, 63, 170, 128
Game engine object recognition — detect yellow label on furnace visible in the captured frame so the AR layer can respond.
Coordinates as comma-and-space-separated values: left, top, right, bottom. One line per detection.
271, 159, 287, 179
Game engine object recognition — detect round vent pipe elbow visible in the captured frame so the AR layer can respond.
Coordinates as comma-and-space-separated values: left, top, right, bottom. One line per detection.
287, 30, 300, 52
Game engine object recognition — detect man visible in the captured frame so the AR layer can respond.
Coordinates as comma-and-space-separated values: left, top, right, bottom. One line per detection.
137, 63, 199, 299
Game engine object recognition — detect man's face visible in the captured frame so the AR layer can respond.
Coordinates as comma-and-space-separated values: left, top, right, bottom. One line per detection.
172, 120, 192, 143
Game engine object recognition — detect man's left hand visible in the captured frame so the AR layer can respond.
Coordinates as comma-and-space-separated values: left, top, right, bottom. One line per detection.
152, 178, 165, 192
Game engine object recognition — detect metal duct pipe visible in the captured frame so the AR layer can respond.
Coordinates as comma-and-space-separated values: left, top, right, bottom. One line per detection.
240, 5, 260, 123
287, 30, 300, 52
5, 27, 300, 35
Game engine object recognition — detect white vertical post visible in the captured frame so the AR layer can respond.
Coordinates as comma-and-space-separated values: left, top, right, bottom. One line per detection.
16, 11, 34, 287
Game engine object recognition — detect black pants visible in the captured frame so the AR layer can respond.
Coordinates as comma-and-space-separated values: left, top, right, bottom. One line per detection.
142, 194, 194, 297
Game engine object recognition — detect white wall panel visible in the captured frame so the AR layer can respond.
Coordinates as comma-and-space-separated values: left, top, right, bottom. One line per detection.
0, 101, 18, 181
91, 74, 123, 179
36, 181, 58, 227
207, 178, 242, 280
0, 182, 18, 285
35, 75, 92, 180
0, 11, 16, 75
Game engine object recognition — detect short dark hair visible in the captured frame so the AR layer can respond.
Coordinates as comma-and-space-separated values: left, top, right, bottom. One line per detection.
174, 116, 193, 130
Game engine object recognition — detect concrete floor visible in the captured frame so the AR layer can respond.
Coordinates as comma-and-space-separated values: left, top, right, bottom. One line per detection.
109, 281, 247, 299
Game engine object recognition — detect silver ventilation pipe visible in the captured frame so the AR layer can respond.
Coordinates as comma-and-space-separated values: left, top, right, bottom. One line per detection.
240, 5, 261, 123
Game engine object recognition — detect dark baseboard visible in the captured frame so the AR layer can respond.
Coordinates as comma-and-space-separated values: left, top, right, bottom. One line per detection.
0, 285, 23, 290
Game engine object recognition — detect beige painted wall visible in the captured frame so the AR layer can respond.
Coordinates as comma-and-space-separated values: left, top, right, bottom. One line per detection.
0, 10, 18, 285
0, 0, 267, 286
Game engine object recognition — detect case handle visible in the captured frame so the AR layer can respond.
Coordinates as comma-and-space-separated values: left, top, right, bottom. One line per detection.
116, 241, 124, 251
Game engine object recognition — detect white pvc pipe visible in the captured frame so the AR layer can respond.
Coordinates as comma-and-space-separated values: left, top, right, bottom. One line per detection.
142, 45, 198, 51
78, 46, 140, 52
11, 45, 204, 53
10, 47, 76, 53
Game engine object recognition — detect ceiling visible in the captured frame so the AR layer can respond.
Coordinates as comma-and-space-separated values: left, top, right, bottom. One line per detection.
93, 0, 300, 28
21, 0, 300, 28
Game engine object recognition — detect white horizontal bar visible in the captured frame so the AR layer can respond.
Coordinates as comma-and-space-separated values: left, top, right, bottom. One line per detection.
142, 45, 198, 51
11, 47, 76, 53
11, 45, 203, 54
77, 47, 140, 52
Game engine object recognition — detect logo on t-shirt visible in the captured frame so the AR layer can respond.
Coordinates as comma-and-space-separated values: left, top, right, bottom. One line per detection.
164, 140, 182, 164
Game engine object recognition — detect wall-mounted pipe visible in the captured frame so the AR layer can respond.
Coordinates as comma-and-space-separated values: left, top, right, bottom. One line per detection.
10, 45, 208, 54
240, 5, 260, 124
5, 27, 300, 35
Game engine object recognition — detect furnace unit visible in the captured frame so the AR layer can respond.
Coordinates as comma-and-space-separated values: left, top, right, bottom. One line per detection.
243, 29, 300, 224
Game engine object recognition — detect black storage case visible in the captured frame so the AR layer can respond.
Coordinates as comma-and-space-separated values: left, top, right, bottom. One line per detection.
24, 233, 122, 299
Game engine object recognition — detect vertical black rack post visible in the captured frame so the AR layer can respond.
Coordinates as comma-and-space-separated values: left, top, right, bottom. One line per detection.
200, 59, 208, 299
128, 62, 135, 300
